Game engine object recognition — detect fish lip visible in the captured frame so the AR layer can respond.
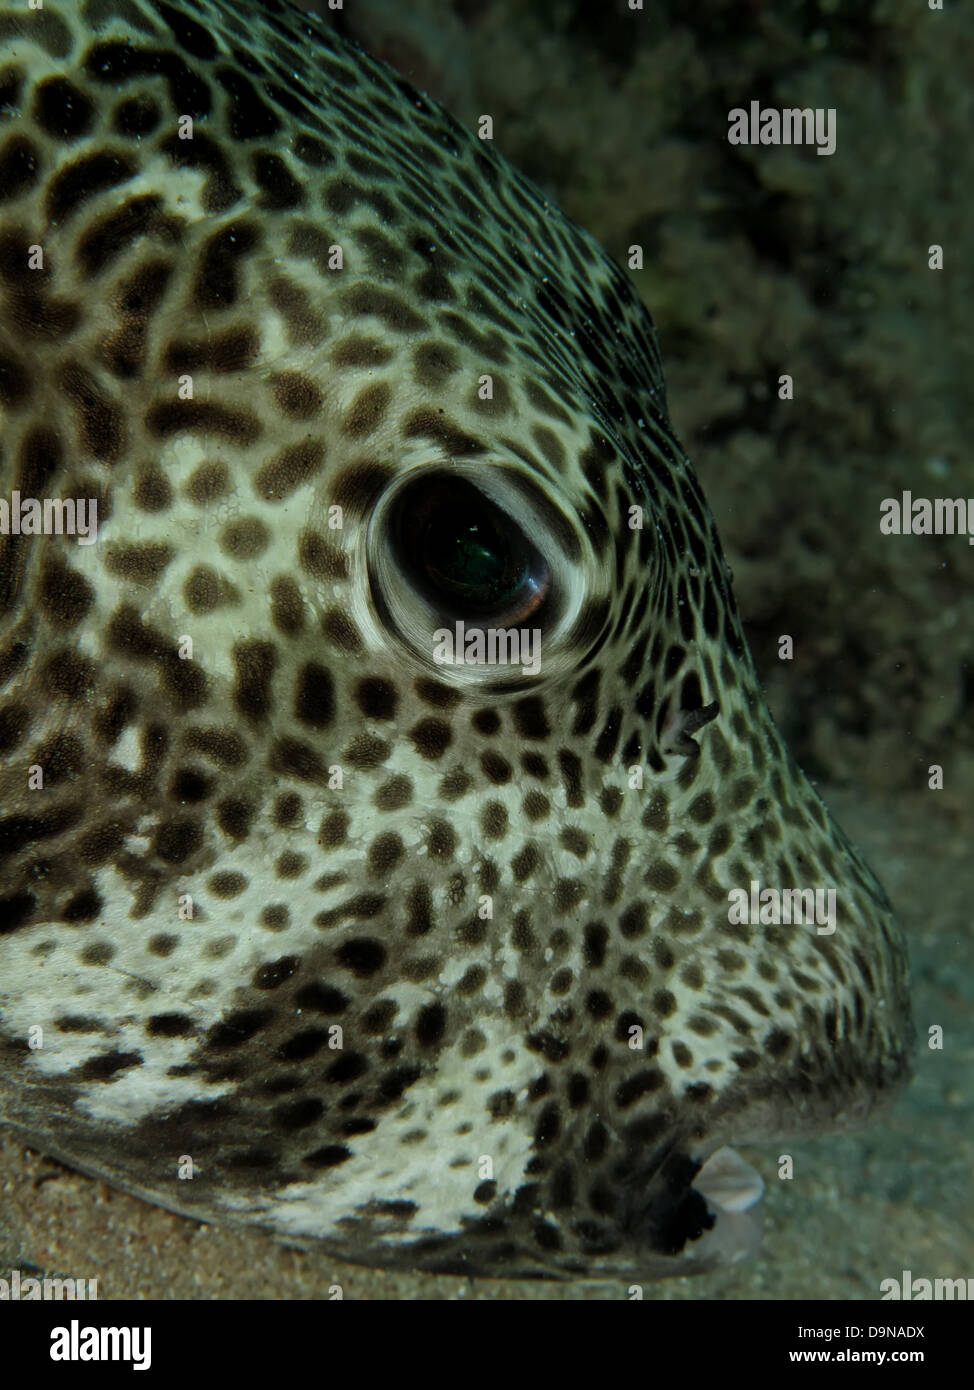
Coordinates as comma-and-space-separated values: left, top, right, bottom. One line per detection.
693, 1144, 765, 1214
677, 1147, 765, 1270
610, 1142, 765, 1274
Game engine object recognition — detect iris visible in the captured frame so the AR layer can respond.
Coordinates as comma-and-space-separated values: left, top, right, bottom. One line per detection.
394, 474, 550, 621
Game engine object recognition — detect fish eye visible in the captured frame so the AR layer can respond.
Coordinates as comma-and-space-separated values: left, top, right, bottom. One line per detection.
367, 460, 611, 685
391, 475, 552, 623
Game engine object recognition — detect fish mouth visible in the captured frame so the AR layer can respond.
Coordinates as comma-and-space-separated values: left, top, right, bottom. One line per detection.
608, 1144, 766, 1279
681, 1146, 766, 1271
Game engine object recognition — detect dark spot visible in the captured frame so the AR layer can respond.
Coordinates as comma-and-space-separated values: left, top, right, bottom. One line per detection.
480, 801, 508, 839
153, 817, 202, 865
252, 956, 299, 991
403, 408, 484, 457
0, 891, 36, 935
154, 1, 219, 60
374, 776, 412, 811
331, 336, 393, 369
558, 750, 584, 808
554, 878, 585, 911
335, 939, 386, 977
76, 193, 168, 277
206, 1008, 272, 1050
46, 150, 136, 223
233, 640, 276, 722
220, 517, 269, 560
619, 902, 648, 939
76, 1050, 141, 1081
355, 677, 397, 719
321, 608, 363, 655
344, 284, 425, 334
426, 820, 457, 859
269, 735, 326, 783
294, 662, 334, 729
208, 869, 245, 897
368, 833, 404, 873
298, 529, 346, 580
104, 541, 174, 587
293, 982, 348, 1014
184, 727, 247, 769
342, 382, 390, 438
327, 1052, 368, 1084
329, 460, 394, 516
147, 1013, 194, 1038
0, 135, 40, 202
646, 860, 680, 892
615, 1069, 664, 1108
112, 94, 161, 138
63, 888, 102, 922
79, 941, 114, 966
415, 1002, 447, 1046
405, 884, 434, 936
146, 399, 260, 446
0, 349, 31, 409
272, 371, 321, 419
343, 734, 389, 770
410, 717, 452, 761
472, 708, 500, 736
215, 64, 281, 140
183, 565, 234, 614
194, 219, 260, 310
511, 844, 540, 882
412, 340, 459, 387
480, 751, 512, 784
279, 1029, 328, 1062
0, 65, 24, 119
216, 797, 255, 840
318, 810, 349, 847
379, 1064, 421, 1102
275, 1098, 323, 1130
58, 361, 125, 461
148, 934, 179, 958
42, 648, 93, 702
133, 463, 172, 511
250, 150, 304, 210
583, 922, 608, 968
270, 575, 305, 635
534, 1103, 561, 1147
293, 134, 334, 168
38, 555, 94, 628
512, 697, 550, 740
303, 1145, 351, 1168
275, 851, 306, 880
32, 731, 84, 783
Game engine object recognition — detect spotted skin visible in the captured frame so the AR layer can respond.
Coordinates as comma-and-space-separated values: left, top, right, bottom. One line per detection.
0, 0, 911, 1278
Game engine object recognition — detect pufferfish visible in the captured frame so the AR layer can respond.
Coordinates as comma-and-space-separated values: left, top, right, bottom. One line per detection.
0, 0, 912, 1279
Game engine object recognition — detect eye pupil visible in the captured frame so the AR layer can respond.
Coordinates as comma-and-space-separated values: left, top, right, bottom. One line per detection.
421, 516, 526, 607
388, 473, 552, 624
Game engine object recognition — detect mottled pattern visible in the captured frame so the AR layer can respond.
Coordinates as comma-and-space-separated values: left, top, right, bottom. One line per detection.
0, 0, 911, 1277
